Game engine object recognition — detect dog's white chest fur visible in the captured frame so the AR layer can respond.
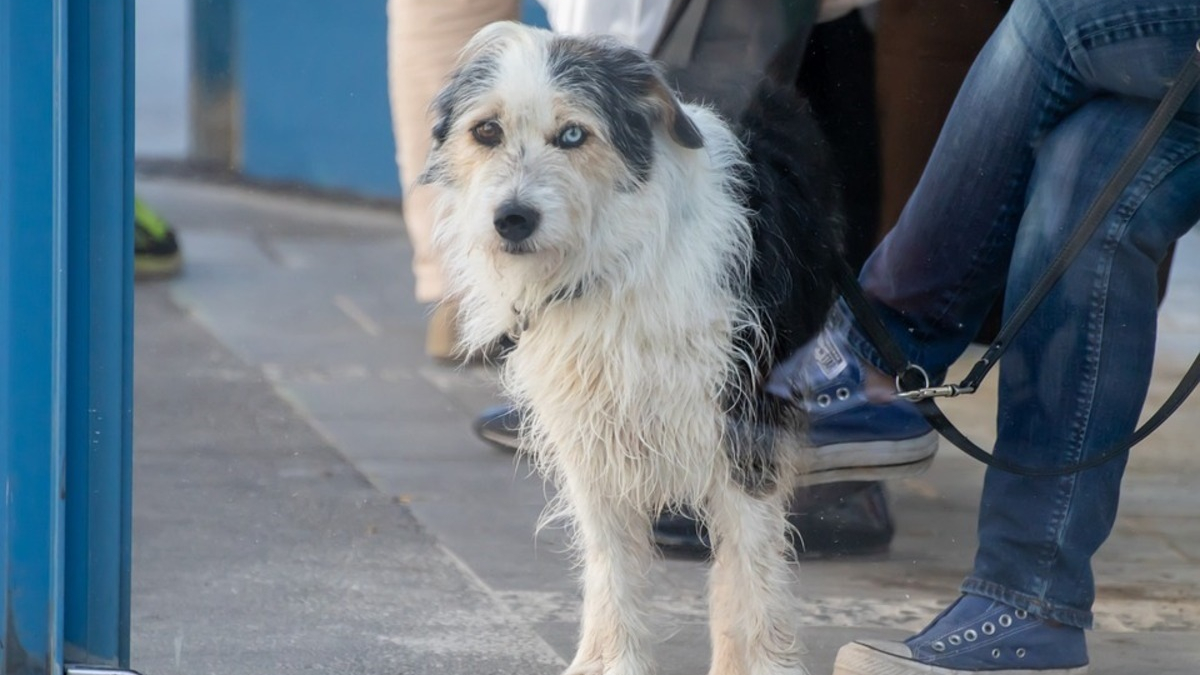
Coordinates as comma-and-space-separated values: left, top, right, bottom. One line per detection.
508, 281, 738, 510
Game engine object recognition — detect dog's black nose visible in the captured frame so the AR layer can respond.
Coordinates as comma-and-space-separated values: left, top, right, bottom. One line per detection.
493, 202, 540, 243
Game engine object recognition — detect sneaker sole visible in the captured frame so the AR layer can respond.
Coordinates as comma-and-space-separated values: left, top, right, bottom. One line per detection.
833, 641, 1089, 675
479, 429, 938, 469
476, 425, 520, 452
134, 254, 182, 280
835, 638, 1089, 667
800, 431, 939, 486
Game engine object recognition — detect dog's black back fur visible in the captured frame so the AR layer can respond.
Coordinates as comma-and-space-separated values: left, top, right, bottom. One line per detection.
726, 81, 845, 492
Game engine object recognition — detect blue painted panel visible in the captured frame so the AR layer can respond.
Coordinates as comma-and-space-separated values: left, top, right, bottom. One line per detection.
0, 5, 9, 665
235, 0, 549, 199
0, 0, 69, 672
1, 0, 134, 671
63, 0, 135, 666
522, 0, 549, 28
238, 0, 401, 198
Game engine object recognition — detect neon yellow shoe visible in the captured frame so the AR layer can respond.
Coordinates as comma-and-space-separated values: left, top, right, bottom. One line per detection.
134, 198, 182, 280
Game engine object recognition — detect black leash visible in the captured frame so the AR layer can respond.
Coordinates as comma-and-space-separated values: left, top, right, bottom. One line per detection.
833, 40, 1200, 477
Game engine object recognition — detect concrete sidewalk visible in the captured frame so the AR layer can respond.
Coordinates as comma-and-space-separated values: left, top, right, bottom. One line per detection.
131, 176, 1200, 674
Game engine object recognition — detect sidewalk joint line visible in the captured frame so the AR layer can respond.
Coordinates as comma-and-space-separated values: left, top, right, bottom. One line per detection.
335, 294, 382, 337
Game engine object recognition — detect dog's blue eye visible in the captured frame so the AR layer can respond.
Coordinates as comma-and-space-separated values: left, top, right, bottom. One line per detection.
471, 120, 503, 147
555, 125, 587, 149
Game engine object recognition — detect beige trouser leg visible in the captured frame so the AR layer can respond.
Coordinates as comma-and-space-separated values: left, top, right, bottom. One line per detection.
386, 0, 520, 303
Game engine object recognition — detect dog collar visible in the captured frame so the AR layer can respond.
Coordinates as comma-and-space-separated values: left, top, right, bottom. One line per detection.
507, 282, 587, 343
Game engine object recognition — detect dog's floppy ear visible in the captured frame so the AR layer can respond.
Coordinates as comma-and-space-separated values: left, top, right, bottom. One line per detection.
647, 77, 704, 150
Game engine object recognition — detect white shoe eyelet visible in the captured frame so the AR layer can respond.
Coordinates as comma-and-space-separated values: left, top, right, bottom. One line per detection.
982, 622, 996, 635
992, 648, 1002, 658
999, 614, 1012, 627
1015, 609, 1028, 620
836, 387, 851, 400
1016, 648, 1027, 658
964, 629, 978, 642
948, 635, 962, 646
932, 641, 946, 653
817, 394, 832, 407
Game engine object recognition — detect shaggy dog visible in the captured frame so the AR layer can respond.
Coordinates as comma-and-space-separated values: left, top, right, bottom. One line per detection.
422, 22, 843, 675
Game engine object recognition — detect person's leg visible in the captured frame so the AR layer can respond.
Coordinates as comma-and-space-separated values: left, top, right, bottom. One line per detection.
770, 0, 1200, 470
847, 0, 1200, 377
833, 97, 1200, 675
386, 0, 519, 356
874, 0, 1012, 342
964, 97, 1200, 629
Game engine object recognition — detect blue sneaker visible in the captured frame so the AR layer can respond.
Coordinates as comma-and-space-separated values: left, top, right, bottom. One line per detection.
767, 325, 938, 484
833, 594, 1089, 674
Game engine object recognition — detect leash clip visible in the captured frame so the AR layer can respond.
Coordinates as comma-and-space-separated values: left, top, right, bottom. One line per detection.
897, 383, 975, 401
894, 363, 975, 401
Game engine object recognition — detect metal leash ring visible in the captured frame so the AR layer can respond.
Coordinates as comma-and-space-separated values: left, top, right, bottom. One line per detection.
895, 363, 975, 402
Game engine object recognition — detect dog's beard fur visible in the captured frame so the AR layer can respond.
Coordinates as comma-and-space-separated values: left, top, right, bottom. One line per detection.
422, 22, 840, 675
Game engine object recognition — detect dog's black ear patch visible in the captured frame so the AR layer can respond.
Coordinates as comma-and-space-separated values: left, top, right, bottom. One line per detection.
669, 108, 704, 149
548, 35, 702, 183
429, 52, 498, 138
419, 47, 502, 186
648, 79, 704, 149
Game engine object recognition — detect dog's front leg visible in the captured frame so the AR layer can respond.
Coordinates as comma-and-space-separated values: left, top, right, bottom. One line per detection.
561, 473, 656, 675
705, 484, 807, 675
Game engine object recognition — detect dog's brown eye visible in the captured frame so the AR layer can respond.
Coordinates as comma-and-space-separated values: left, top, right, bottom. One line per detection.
554, 124, 588, 149
472, 120, 503, 147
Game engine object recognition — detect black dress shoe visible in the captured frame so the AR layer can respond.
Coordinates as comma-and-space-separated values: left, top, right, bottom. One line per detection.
473, 404, 522, 452
653, 481, 894, 559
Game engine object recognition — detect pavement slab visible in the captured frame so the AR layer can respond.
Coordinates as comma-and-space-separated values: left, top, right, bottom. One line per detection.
133, 284, 563, 674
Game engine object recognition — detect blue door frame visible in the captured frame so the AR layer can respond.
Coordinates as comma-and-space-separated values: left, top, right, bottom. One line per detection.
1, 1, 135, 673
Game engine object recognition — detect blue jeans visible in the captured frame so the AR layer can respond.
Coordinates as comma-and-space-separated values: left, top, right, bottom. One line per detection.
844, 0, 1200, 628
